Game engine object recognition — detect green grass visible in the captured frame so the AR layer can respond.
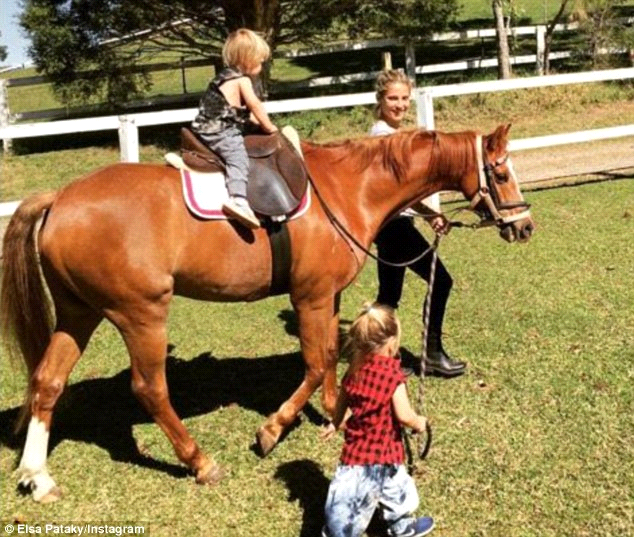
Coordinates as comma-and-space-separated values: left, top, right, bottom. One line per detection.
1, 179, 633, 536
459, 0, 634, 25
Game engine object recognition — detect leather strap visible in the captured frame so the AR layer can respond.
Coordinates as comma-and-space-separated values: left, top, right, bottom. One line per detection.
265, 220, 291, 296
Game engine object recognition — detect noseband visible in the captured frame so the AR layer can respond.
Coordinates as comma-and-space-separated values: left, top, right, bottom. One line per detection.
470, 135, 531, 226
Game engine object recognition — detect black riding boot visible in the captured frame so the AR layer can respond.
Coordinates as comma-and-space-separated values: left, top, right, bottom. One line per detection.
424, 331, 466, 377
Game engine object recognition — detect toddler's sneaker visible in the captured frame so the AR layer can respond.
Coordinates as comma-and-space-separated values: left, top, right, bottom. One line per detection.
399, 516, 435, 537
222, 196, 260, 229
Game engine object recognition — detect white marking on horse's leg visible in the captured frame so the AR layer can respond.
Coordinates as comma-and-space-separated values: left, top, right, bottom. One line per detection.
17, 417, 58, 501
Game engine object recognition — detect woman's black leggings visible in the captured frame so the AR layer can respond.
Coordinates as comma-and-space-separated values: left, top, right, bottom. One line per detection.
374, 217, 453, 336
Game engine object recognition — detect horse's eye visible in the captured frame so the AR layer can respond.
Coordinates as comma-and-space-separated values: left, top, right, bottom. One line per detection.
494, 170, 509, 184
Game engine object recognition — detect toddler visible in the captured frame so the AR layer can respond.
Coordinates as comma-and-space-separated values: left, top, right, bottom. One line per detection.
321, 303, 434, 537
191, 28, 278, 229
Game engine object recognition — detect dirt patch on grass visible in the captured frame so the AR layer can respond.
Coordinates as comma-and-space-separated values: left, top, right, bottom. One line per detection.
512, 138, 634, 184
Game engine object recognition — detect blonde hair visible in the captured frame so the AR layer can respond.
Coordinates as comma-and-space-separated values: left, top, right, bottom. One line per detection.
374, 69, 412, 118
222, 28, 271, 72
345, 302, 401, 376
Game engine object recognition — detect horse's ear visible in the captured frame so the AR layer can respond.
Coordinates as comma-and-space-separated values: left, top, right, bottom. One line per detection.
487, 124, 511, 152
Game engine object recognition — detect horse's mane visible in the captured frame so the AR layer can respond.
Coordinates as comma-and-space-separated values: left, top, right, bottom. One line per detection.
305, 129, 479, 183
430, 130, 478, 180
305, 130, 430, 182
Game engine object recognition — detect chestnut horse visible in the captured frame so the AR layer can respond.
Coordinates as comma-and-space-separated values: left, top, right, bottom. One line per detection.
1, 124, 534, 502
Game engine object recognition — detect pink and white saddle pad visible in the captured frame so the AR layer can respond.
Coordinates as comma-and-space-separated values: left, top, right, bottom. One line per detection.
179, 167, 311, 221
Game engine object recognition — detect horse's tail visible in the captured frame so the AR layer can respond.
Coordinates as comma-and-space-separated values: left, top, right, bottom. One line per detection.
1, 191, 57, 431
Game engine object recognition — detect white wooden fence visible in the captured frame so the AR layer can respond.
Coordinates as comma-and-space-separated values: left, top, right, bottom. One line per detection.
1, 67, 634, 217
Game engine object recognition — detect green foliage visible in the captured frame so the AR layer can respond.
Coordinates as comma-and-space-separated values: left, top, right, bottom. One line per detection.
570, 0, 634, 68
340, 0, 460, 39
0, 32, 7, 63
19, 0, 460, 107
18, 0, 356, 106
20, 0, 153, 107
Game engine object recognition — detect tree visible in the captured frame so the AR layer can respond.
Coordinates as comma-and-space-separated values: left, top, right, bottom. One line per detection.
570, 0, 628, 68
0, 32, 7, 63
492, 0, 512, 79
542, 0, 572, 74
341, 0, 458, 40
20, 0, 351, 106
20, 0, 458, 107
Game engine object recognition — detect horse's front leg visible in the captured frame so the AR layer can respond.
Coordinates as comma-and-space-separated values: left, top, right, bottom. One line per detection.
256, 296, 335, 456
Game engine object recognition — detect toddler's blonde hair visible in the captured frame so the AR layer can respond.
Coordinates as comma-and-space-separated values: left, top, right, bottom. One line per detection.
223, 28, 271, 72
374, 69, 412, 118
345, 302, 401, 376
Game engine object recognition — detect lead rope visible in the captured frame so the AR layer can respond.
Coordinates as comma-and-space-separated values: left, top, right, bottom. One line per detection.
405, 232, 440, 474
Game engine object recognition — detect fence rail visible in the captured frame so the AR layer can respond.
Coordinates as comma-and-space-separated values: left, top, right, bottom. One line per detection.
1, 67, 634, 217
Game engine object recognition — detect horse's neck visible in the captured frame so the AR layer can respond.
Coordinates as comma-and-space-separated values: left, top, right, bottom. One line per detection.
304, 135, 440, 246
429, 131, 478, 191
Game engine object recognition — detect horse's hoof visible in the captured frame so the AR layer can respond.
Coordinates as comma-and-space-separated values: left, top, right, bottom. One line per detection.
195, 462, 224, 486
37, 486, 62, 504
256, 426, 278, 457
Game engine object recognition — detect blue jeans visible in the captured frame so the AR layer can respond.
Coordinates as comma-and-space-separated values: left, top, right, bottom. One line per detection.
322, 464, 419, 537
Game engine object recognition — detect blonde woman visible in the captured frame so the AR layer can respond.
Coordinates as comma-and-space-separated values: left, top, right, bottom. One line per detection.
371, 70, 466, 377
191, 28, 278, 229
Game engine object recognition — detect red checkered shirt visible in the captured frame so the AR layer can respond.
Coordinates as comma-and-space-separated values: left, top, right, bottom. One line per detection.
340, 354, 406, 465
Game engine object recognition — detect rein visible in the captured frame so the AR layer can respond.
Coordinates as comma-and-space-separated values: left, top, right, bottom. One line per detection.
307, 177, 438, 268
404, 233, 439, 473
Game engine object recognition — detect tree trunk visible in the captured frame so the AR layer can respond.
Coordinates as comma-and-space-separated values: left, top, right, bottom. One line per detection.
543, 0, 571, 75
221, 0, 280, 96
492, 0, 511, 79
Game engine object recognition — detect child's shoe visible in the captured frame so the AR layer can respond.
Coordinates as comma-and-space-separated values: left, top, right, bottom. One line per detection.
399, 516, 434, 537
222, 196, 260, 229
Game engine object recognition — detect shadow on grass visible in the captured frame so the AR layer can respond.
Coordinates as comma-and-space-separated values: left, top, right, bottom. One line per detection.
275, 459, 329, 537
274, 459, 391, 537
0, 348, 325, 478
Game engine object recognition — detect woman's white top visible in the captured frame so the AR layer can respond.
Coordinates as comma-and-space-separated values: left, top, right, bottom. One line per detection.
369, 121, 441, 215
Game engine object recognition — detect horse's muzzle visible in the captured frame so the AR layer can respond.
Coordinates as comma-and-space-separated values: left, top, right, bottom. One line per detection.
500, 217, 535, 243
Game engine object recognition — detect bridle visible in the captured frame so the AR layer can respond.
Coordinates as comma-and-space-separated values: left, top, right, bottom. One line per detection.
469, 134, 531, 227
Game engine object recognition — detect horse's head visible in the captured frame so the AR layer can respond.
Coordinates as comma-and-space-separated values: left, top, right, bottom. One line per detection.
464, 124, 535, 243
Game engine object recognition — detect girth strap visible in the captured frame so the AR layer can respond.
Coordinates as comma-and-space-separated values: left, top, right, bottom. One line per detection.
264, 219, 291, 296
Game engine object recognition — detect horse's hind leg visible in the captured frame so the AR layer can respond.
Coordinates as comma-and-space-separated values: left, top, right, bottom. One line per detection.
18, 303, 103, 503
118, 314, 223, 485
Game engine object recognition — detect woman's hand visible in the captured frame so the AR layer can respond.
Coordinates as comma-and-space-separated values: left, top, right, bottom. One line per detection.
428, 215, 450, 235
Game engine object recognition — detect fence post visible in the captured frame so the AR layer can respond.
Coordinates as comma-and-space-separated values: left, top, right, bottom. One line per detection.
415, 88, 435, 130
118, 115, 139, 162
536, 25, 546, 75
382, 51, 392, 70
0, 79, 12, 153
404, 41, 417, 87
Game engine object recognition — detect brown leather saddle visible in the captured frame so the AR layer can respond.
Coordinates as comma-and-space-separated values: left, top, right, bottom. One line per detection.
180, 128, 308, 217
